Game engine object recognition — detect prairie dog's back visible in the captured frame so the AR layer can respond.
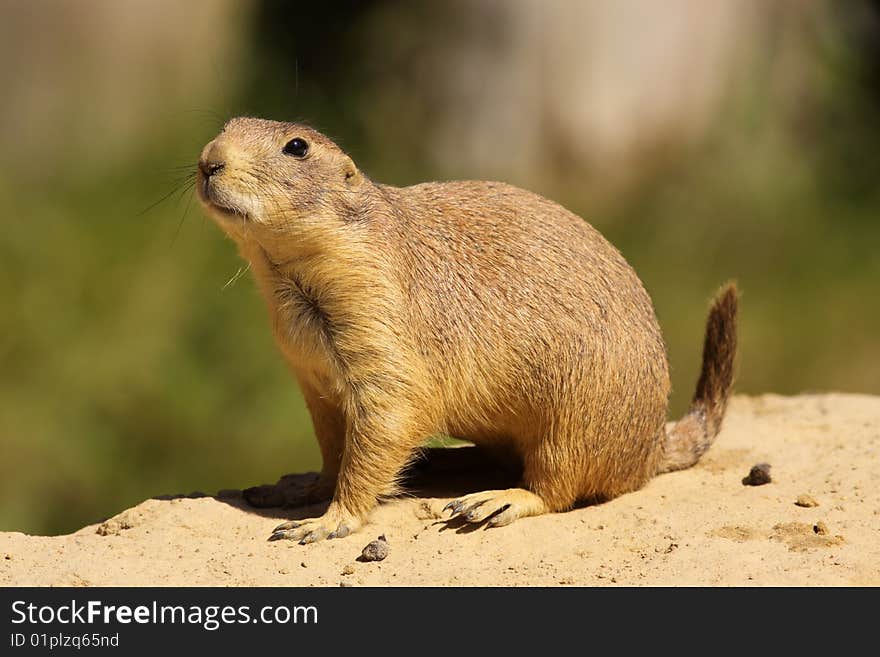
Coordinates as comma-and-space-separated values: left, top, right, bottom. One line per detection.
373, 180, 670, 438
386, 182, 667, 373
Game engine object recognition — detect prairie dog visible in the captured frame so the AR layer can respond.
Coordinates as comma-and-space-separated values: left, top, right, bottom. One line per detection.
196, 117, 738, 543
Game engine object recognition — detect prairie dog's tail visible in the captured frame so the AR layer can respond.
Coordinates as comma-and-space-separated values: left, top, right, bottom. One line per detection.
658, 282, 739, 473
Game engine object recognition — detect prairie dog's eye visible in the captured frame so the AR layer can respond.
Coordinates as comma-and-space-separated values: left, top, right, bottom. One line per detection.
283, 137, 309, 158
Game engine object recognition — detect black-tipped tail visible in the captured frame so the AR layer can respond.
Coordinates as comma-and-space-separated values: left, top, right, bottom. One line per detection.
659, 282, 739, 473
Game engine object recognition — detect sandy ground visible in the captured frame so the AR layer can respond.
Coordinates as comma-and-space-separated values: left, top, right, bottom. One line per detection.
1, 393, 878, 587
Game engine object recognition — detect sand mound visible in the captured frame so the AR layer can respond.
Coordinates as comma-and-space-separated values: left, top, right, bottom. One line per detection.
1, 394, 878, 586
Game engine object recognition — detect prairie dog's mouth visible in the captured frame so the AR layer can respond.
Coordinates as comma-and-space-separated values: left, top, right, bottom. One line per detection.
197, 174, 249, 221
206, 199, 249, 221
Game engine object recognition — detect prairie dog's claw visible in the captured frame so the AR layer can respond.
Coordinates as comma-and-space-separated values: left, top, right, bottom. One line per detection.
267, 507, 361, 544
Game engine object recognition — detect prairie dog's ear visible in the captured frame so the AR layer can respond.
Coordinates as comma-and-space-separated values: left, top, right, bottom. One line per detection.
342, 155, 363, 187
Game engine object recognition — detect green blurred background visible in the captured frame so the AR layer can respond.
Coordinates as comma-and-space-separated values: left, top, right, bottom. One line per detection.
1, 1, 878, 535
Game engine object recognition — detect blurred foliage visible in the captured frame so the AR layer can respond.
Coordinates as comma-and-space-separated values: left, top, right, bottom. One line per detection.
1, 1, 878, 535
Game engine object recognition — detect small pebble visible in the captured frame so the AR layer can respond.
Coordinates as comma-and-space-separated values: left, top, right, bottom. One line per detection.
360, 535, 389, 562
300, 562, 308, 568
795, 494, 819, 508
742, 463, 772, 486
341, 563, 356, 576
814, 521, 828, 535
340, 580, 354, 587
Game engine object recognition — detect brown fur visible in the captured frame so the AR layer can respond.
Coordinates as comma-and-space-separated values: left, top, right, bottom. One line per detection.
196, 117, 739, 542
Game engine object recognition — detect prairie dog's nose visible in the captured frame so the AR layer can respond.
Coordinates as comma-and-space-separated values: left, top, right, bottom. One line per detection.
198, 139, 227, 177
200, 160, 224, 177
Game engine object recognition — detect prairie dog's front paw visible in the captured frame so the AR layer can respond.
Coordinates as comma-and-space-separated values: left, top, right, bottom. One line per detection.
268, 504, 362, 544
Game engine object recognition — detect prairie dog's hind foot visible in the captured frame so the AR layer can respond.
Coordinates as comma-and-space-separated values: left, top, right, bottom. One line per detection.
444, 488, 548, 527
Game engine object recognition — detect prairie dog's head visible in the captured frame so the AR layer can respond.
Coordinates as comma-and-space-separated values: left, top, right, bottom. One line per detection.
197, 117, 363, 238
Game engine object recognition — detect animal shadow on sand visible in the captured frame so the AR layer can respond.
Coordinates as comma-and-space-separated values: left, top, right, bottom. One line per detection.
163, 445, 536, 535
